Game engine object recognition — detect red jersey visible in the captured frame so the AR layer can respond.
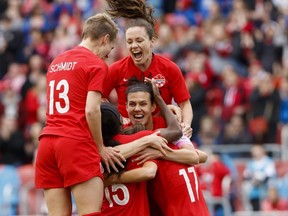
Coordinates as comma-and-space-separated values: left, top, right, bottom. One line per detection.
148, 118, 210, 216
148, 144, 210, 216
102, 130, 157, 216
124, 116, 167, 130
103, 54, 190, 117
41, 46, 107, 140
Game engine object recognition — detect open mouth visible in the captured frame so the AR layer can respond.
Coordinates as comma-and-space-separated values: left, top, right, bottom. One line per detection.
132, 51, 142, 60
132, 114, 144, 122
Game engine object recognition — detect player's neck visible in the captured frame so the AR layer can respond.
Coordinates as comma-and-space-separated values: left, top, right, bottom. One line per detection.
135, 54, 153, 72
79, 39, 100, 55
145, 118, 154, 130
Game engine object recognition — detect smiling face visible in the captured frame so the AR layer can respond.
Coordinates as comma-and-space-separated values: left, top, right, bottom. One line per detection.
126, 91, 155, 130
126, 26, 154, 71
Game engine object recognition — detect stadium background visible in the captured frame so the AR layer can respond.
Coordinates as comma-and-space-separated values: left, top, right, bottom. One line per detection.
0, 0, 288, 215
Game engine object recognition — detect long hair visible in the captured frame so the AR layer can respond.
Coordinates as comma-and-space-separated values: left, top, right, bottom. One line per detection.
101, 102, 145, 175
101, 102, 122, 148
105, 0, 157, 39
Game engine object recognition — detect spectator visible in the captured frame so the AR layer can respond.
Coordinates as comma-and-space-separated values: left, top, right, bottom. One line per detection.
186, 70, 208, 140
278, 76, 288, 160
23, 73, 46, 134
0, 85, 21, 119
20, 54, 46, 99
197, 150, 231, 216
221, 114, 252, 146
270, 161, 288, 201
0, 115, 26, 166
194, 115, 221, 148
248, 73, 280, 143
261, 186, 288, 211
153, 22, 179, 59
204, 20, 234, 76
242, 144, 277, 211
218, 65, 246, 122
0, 15, 26, 79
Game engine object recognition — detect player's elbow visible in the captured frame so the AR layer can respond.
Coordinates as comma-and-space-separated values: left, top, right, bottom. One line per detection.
170, 129, 183, 142
189, 153, 200, 165
86, 106, 100, 119
144, 167, 157, 180
199, 151, 208, 163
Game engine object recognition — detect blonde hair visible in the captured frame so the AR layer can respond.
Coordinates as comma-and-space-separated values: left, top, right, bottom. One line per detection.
81, 13, 118, 42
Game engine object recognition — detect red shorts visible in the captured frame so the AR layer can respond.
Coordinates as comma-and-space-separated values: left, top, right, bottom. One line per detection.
35, 135, 103, 188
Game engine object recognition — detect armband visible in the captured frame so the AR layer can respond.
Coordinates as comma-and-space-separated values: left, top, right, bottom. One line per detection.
172, 135, 193, 148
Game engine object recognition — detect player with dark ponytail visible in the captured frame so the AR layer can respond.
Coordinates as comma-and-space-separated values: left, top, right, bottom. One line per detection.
103, 0, 193, 139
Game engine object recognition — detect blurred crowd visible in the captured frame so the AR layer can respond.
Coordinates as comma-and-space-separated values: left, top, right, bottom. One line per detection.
1, 0, 288, 214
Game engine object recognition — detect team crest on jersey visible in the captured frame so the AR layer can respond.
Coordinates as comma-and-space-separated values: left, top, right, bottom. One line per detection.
152, 74, 166, 88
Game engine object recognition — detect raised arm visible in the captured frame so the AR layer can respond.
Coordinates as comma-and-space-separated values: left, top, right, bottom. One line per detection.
145, 77, 182, 142
178, 100, 193, 138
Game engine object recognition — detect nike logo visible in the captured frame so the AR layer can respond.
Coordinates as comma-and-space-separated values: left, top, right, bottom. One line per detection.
123, 78, 128, 82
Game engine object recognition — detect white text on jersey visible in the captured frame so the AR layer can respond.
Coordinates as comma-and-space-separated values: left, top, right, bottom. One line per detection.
50, 62, 78, 73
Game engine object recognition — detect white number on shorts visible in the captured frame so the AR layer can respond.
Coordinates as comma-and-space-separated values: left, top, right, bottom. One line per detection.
179, 167, 199, 203
49, 80, 70, 114
104, 184, 130, 207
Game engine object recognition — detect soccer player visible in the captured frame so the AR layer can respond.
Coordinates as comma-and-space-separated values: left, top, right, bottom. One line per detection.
35, 13, 126, 216
125, 78, 210, 216
103, 0, 193, 138
100, 77, 183, 215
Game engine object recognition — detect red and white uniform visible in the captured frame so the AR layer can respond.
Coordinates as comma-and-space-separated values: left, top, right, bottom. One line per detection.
41, 46, 107, 139
35, 46, 107, 188
148, 117, 210, 216
103, 54, 190, 117
102, 130, 157, 216
148, 144, 210, 216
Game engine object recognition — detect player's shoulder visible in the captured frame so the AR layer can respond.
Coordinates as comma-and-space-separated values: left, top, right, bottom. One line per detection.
110, 56, 130, 69
153, 54, 179, 69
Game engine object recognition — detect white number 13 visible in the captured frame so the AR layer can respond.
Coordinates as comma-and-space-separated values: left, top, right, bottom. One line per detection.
49, 80, 70, 114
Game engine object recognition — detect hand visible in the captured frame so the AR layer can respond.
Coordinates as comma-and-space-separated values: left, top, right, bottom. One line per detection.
99, 146, 126, 173
146, 131, 172, 155
133, 147, 163, 165
144, 77, 160, 97
181, 123, 193, 138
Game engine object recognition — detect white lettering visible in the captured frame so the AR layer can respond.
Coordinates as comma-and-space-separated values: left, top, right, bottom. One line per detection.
49, 62, 78, 73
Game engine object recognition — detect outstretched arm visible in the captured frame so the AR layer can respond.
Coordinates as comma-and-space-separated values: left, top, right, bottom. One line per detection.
133, 136, 208, 166
104, 161, 157, 186
113, 131, 170, 159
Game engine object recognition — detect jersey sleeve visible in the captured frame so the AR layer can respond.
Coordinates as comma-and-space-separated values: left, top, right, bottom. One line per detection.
102, 62, 121, 98
168, 63, 190, 103
86, 59, 108, 94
